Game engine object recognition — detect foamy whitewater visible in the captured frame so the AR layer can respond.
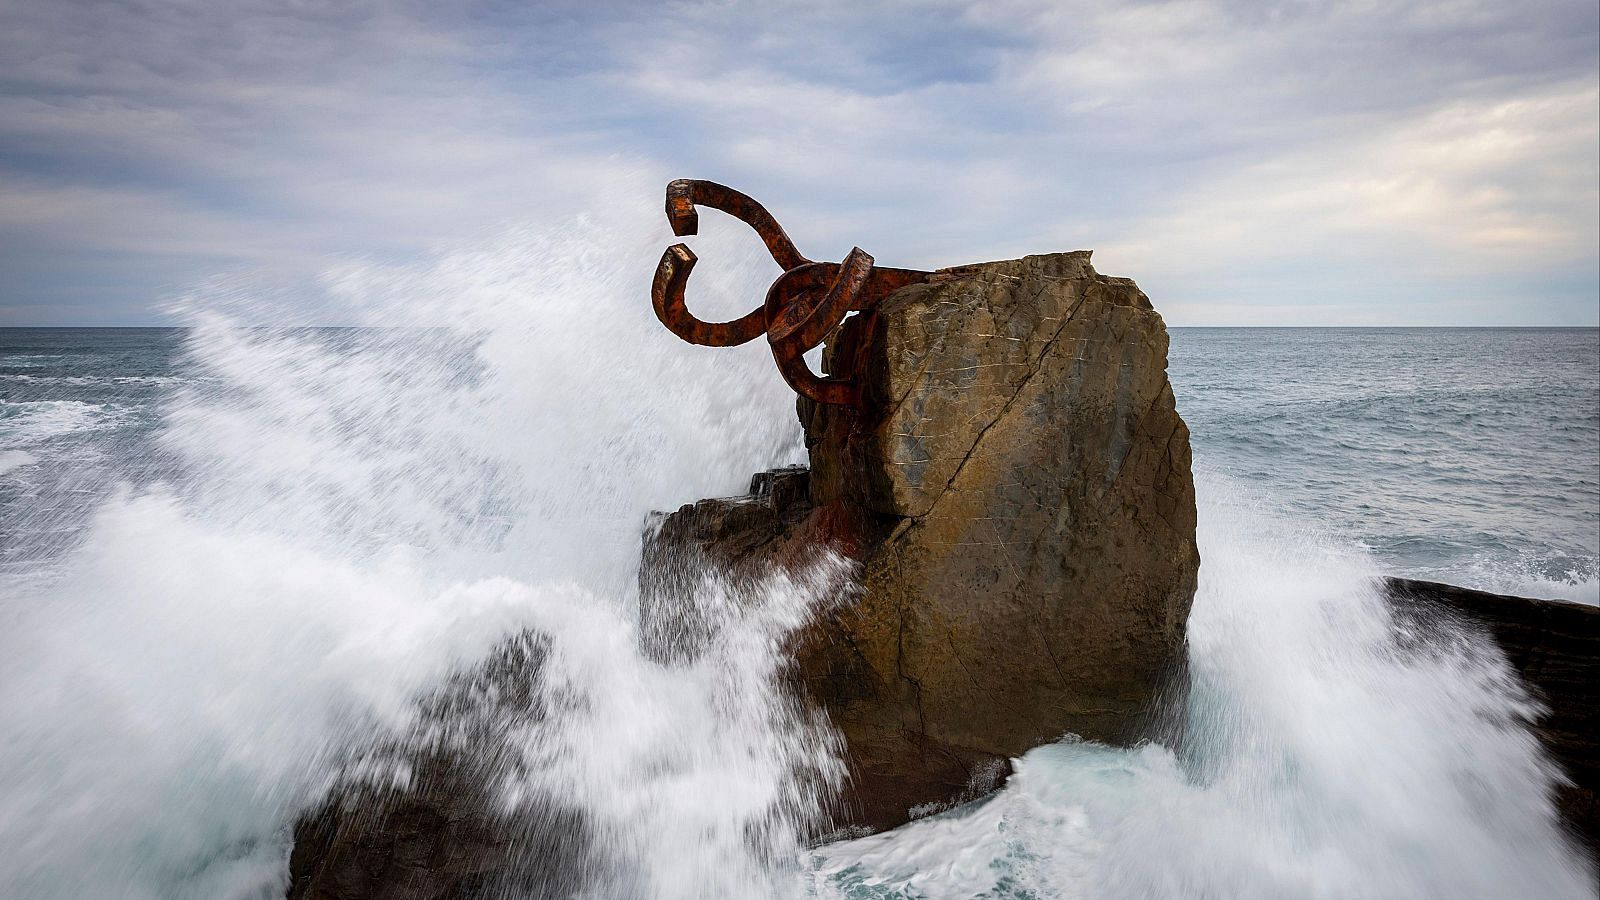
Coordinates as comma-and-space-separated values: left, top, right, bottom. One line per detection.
1, 196, 1595, 898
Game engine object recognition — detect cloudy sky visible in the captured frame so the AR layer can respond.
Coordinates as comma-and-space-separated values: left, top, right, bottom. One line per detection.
1, 0, 1596, 326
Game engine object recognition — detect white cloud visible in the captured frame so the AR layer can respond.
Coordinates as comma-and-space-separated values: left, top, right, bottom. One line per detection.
1087, 81, 1599, 323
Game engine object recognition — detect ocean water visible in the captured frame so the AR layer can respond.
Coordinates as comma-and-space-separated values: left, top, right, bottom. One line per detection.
7, 326, 1594, 601
1, 219, 1596, 899
1172, 327, 1598, 603
1, 328, 187, 584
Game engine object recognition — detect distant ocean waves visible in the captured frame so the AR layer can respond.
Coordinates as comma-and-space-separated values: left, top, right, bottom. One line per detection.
1169, 327, 1599, 605
1, 328, 185, 581
3, 397, 123, 443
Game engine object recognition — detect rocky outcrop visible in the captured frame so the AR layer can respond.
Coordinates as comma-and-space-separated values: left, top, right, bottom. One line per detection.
1384, 578, 1600, 856
285, 250, 1201, 891
286, 635, 591, 900
282, 245, 1600, 894
644, 251, 1200, 831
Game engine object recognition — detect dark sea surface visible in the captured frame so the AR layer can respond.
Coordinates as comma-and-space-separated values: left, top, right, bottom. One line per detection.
5, 326, 1595, 601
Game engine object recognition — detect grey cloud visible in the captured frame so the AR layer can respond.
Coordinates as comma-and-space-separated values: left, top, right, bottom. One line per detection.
0, 0, 1594, 324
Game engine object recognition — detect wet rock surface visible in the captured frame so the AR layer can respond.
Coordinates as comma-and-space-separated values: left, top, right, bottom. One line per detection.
285, 635, 590, 900
1384, 577, 1600, 857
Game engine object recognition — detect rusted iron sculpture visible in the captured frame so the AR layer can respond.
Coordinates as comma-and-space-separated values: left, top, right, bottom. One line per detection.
651, 180, 931, 406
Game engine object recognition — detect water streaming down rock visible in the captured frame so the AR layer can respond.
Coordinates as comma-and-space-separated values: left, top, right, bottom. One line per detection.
287, 560, 854, 899
1384, 576, 1600, 850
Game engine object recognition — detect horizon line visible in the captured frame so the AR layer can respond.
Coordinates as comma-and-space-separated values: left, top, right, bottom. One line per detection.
3, 324, 1598, 331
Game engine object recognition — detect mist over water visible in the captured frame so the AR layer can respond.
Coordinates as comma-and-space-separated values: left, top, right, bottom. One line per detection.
0, 204, 1594, 898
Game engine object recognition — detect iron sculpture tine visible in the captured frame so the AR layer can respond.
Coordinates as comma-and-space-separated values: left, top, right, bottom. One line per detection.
651, 243, 768, 347
665, 179, 809, 272
774, 247, 872, 351
771, 339, 860, 407
652, 180, 933, 406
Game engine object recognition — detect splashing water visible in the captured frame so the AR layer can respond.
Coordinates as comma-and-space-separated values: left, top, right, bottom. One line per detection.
0, 194, 832, 899
0, 198, 1593, 898
807, 473, 1594, 898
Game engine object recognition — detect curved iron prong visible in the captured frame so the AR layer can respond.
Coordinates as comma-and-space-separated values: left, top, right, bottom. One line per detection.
769, 247, 873, 351
652, 180, 934, 407
651, 243, 768, 347
771, 339, 859, 406
761, 262, 832, 339
762, 250, 875, 405
665, 179, 810, 271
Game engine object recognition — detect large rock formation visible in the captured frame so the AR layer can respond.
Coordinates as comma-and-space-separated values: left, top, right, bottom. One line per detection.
644, 251, 1201, 830
283, 249, 1600, 894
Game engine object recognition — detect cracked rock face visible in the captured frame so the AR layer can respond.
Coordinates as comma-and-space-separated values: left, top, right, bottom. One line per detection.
650, 251, 1200, 832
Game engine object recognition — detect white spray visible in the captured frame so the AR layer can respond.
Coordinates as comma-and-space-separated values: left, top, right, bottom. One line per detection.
0, 191, 1591, 899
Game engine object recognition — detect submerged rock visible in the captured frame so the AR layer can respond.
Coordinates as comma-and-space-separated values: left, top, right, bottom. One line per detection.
644, 251, 1201, 831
